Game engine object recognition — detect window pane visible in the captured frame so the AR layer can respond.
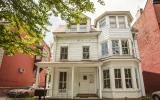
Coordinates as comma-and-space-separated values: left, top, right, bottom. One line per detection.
121, 40, 130, 55
83, 46, 89, 59
99, 18, 106, 28
109, 16, 117, 28
103, 69, 110, 88
118, 16, 126, 28
114, 69, 122, 88
59, 72, 67, 92
60, 47, 68, 60
101, 42, 108, 56
112, 40, 120, 55
125, 69, 132, 88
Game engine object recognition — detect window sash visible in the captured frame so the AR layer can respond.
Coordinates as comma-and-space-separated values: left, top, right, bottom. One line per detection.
101, 42, 108, 56
121, 40, 130, 55
59, 72, 67, 92
99, 18, 106, 28
118, 16, 126, 28
114, 69, 122, 88
109, 16, 117, 28
83, 46, 89, 59
125, 69, 132, 88
60, 47, 68, 60
103, 70, 110, 88
112, 40, 120, 55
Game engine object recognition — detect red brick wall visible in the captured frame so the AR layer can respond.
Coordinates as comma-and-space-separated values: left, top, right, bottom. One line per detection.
0, 53, 35, 87
134, 0, 160, 94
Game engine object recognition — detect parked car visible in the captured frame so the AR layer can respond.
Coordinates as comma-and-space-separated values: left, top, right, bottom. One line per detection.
152, 91, 160, 100
7, 87, 34, 98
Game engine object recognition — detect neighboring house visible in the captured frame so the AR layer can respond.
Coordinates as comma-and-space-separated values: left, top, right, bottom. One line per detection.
0, 41, 50, 96
36, 11, 145, 99
133, 0, 160, 94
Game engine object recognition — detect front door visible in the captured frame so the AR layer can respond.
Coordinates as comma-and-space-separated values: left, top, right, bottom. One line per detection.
79, 72, 96, 93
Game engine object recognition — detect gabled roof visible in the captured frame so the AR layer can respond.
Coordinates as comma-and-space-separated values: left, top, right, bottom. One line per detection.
94, 11, 133, 26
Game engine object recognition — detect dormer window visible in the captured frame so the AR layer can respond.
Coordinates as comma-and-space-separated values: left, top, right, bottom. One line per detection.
79, 23, 87, 32
70, 23, 77, 32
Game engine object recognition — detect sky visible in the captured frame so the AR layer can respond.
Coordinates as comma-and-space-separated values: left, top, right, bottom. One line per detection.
44, 0, 147, 46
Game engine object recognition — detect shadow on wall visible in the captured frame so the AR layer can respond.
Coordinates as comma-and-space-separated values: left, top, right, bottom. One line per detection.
143, 71, 160, 94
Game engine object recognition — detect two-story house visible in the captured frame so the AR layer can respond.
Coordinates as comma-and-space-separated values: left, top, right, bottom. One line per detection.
36, 11, 145, 99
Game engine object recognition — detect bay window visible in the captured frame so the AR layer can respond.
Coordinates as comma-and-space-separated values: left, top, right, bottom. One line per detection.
121, 40, 130, 55
109, 16, 117, 28
118, 16, 126, 28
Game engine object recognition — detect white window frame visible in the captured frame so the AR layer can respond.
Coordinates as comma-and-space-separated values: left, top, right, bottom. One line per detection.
121, 40, 130, 55
79, 23, 87, 32
82, 46, 90, 59
99, 18, 106, 28
112, 40, 120, 55
58, 71, 67, 93
70, 25, 77, 32
101, 41, 108, 57
109, 16, 117, 28
118, 16, 126, 28
124, 68, 133, 88
103, 69, 110, 88
114, 69, 122, 88
60, 46, 68, 60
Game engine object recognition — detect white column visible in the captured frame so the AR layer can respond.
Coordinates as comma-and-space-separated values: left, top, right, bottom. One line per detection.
121, 68, 126, 90
98, 65, 102, 99
119, 40, 122, 55
71, 66, 75, 99
50, 68, 54, 96
131, 67, 137, 89
35, 67, 40, 88
128, 39, 133, 56
110, 67, 115, 90
138, 64, 146, 96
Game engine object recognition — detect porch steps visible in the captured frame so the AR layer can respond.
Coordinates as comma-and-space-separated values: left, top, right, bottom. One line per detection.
76, 94, 98, 98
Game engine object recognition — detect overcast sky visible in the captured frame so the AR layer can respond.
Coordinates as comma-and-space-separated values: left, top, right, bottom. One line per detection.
44, 0, 147, 46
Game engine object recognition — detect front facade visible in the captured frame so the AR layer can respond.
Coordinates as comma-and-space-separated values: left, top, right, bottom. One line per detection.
133, 0, 160, 94
36, 11, 145, 99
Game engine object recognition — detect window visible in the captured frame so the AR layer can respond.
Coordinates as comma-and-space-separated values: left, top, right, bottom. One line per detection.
121, 40, 130, 55
125, 69, 132, 88
80, 23, 87, 32
101, 42, 108, 56
103, 69, 110, 88
112, 40, 120, 55
118, 16, 126, 28
109, 16, 117, 28
83, 46, 89, 59
60, 47, 68, 60
114, 69, 122, 88
99, 18, 106, 28
59, 72, 67, 92
70, 25, 77, 32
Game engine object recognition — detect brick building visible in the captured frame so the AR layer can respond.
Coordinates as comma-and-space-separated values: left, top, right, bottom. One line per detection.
133, 0, 160, 94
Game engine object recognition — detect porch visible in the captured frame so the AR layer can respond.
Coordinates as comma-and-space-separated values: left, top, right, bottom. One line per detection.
35, 61, 103, 99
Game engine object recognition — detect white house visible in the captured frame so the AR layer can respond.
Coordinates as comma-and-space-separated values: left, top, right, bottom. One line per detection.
36, 11, 145, 99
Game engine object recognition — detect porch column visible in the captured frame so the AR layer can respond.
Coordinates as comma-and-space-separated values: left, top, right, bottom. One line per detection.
98, 65, 102, 99
35, 67, 40, 88
71, 66, 75, 99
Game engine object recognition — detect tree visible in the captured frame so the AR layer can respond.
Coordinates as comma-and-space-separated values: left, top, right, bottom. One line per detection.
0, 0, 104, 55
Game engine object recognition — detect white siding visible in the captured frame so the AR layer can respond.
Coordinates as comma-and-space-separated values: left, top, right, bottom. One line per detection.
54, 36, 98, 61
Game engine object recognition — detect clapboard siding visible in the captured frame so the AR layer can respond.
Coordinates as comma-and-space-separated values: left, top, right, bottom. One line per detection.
54, 36, 98, 62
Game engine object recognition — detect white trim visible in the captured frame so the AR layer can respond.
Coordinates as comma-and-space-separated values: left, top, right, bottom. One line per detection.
71, 66, 74, 99
98, 65, 102, 99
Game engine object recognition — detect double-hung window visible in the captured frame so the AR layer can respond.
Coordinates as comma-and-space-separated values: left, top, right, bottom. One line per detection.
124, 69, 133, 88
83, 46, 90, 59
99, 18, 106, 29
101, 42, 108, 56
103, 69, 110, 88
118, 16, 126, 28
112, 40, 120, 55
59, 72, 67, 92
109, 16, 117, 28
114, 69, 122, 88
121, 40, 130, 55
60, 47, 68, 60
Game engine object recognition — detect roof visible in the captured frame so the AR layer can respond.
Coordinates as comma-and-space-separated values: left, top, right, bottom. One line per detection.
94, 11, 133, 26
